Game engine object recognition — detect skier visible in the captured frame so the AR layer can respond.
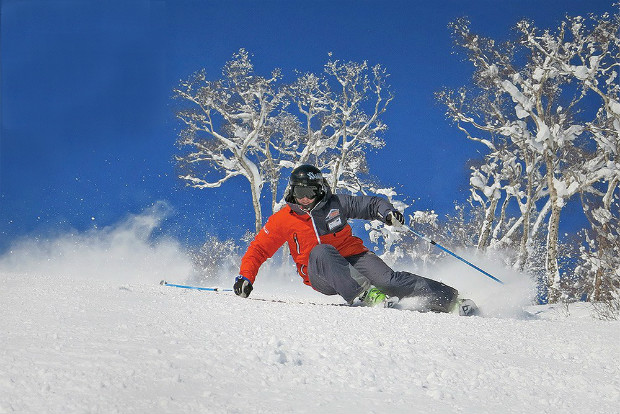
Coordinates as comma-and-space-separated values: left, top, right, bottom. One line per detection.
234, 164, 476, 315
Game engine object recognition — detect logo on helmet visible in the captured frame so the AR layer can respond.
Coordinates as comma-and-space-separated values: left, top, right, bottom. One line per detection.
307, 172, 323, 180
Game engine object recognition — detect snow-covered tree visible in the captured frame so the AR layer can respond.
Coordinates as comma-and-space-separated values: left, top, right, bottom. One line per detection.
173, 49, 283, 233
261, 111, 304, 211
174, 50, 396, 237
517, 12, 620, 303
438, 12, 620, 303
322, 59, 393, 193
284, 58, 393, 195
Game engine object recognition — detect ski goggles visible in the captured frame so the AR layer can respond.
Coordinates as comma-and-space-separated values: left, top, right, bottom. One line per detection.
293, 185, 321, 200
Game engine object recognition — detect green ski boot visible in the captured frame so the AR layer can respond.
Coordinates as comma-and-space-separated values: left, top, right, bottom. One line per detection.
360, 287, 388, 307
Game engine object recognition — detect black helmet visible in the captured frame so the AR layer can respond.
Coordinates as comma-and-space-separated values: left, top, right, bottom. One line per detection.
289, 164, 324, 187
288, 165, 326, 203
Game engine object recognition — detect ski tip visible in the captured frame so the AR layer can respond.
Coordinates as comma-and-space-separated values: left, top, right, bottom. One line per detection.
159, 280, 167, 286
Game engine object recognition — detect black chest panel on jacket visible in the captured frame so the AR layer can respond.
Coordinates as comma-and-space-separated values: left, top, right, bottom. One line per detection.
311, 196, 347, 235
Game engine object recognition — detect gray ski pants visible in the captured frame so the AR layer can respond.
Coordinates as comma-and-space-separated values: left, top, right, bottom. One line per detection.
307, 244, 458, 311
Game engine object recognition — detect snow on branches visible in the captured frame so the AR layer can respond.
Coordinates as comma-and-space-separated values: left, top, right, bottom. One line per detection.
174, 49, 394, 233
438, 12, 620, 306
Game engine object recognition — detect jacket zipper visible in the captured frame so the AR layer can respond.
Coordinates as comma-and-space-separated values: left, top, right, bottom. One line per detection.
298, 204, 322, 244
308, 211, 321, 244
293, 233, 301, 254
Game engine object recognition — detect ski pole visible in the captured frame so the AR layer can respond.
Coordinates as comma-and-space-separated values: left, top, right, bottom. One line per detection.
402, 225, 504, 285
160, 280, 233, 292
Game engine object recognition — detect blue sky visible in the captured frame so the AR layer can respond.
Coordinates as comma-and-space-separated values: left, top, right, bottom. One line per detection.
0, 0, 615, 252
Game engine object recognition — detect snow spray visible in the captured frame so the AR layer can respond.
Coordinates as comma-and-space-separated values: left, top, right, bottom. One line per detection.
0, 201, 193, 284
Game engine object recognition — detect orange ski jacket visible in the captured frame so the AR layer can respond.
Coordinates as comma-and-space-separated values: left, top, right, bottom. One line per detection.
239, 190, 395, 286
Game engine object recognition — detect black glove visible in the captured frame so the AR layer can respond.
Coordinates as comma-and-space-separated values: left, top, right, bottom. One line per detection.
386, 210, 405, 226
234, 276, 253, 298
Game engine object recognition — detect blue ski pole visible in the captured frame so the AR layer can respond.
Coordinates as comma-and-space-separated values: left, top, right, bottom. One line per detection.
160, 280, 233, 292
403, 226, 504, 285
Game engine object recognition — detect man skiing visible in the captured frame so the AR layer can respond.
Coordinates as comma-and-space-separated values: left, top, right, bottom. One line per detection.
234, 164, 475, 314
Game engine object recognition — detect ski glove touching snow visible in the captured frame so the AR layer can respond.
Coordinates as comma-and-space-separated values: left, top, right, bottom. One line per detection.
234, 275, 253, 298
386, 210, 404, 226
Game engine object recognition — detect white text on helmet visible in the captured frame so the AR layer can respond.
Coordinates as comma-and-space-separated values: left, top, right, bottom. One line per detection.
307, 172, 322, 180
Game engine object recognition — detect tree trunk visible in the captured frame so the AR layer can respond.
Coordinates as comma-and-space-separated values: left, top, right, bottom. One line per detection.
591, 178, 618, 301
330, 135, 347, 192
517, 205, 531, 271
478, 197, 499, 250
545, 159, 562, 303
240, 156, 264, 234
546, 203, 561, 302
270, 176, 278, 214
250, 182, 263, 234
517, 159, 535, 270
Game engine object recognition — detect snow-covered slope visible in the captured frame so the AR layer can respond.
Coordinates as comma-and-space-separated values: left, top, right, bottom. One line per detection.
1, 210, 618, 413
1, 271, 618, 414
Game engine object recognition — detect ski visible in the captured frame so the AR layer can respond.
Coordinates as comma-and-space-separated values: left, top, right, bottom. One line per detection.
241, 296, 348, 307
160, 280, 480, 315
160, 280, 345, 307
